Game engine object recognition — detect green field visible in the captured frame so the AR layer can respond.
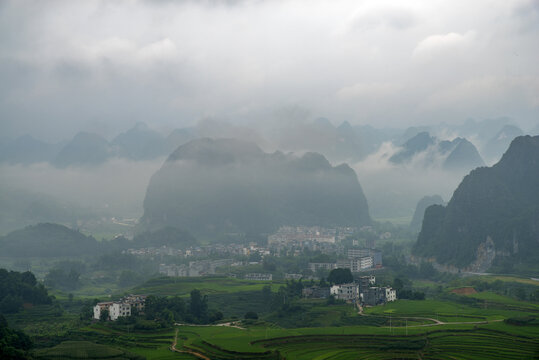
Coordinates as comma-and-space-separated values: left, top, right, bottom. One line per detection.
132, 276, 280, 297
48, 291, 537, 360
171, 321, 539, 360
8, 275, 539, 359
34, 341, 143, 360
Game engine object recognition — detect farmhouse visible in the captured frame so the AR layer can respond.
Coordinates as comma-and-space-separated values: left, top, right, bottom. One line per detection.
93, 302, 113, 320
93, 294, 147, 321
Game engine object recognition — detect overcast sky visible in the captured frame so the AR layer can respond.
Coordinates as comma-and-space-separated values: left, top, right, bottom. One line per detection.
1, 0, 538, 141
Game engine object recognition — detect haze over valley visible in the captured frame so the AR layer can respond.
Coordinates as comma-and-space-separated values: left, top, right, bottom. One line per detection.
1, 1, 538, 359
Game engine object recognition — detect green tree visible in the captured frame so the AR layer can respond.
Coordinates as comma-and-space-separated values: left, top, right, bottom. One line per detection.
100, 309, 109, 322
244, 311, 258, 320
327, 268, 353, 285
0, 295, 23, 314
189, 289, 208, 323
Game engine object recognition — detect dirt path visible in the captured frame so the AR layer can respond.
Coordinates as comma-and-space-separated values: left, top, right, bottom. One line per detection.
174, 322, 245, 330
393, 317, 504, 328
170, 328, 211, 360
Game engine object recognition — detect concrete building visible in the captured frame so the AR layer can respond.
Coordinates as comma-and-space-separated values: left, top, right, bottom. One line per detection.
348, 248, 382, 268
285, 273, 303, 280
309, 262, 336, 272
358, 275, 376, 293
357, 256, 373, 270
347, 248, 371, 259
93, 302, 113, 320
244, 273, 272, 281
384, 287, 397, 302
93, 294, 146, 321
121, 294, 147, 312
336, 257, 373, 272
302, 286, 330, 299
330, 283, 359, 301
362, 286, 396, 306
109, 302, 131, 321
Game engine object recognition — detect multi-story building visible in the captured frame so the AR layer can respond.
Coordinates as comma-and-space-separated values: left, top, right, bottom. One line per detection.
347, 248, 371, 259
337, 257, 374, 272
284, 273, 303, 280
348, 248, 382, 267
357, 256, 373, 270
109, 302, 131, 320
330, 283, 359, 301
121, 294, 147, 312
362, 286, 396, 306
309, 262, 336, 272
93, 302, 113, 320
244, 273, 272, 281
358, 275, 376, 293
302, 286, 330, 299
93, 294, 146, 321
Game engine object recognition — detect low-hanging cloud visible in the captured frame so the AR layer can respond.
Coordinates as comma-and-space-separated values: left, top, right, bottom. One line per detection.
1, 0, 538, 142
0, 157, 165, 217
352, 141, 466, 219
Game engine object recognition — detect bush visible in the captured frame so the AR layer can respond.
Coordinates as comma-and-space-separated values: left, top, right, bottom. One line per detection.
244, 311, 258, 320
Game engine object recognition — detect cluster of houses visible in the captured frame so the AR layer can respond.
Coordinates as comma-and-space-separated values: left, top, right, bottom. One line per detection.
159, 259, 235, 277
93, 294, 147, 321
268, 226, 357, 246
127, 243, 272, 259
302, 275, 396, 306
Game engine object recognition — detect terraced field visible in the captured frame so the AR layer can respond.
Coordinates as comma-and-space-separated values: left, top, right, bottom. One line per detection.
34, 341, 143, 359
173, 324, 539, 360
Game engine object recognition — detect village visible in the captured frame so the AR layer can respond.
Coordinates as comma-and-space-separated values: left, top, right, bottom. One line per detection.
96, 226, 396, 321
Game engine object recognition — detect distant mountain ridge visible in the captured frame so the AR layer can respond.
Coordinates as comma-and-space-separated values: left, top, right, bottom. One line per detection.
389, 132, 485, 171
413, 135, 539, 269
140, 138, 371, 235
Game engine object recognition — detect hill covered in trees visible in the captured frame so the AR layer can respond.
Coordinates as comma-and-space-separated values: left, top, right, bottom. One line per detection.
0, 223, 100, 257
413, 135, 539, 269
141, 138, 371, 235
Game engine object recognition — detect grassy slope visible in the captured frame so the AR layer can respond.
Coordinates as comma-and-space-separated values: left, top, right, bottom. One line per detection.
132, 276, 280, 297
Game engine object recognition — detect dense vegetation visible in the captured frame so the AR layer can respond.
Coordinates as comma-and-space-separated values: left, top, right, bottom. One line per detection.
0, 269, 51, 314
0, 223, 100, 258
0, 314, 33, 359
414, 135, 539, 269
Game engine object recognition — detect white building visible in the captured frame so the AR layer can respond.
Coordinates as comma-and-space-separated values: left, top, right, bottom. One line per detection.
109, 302, 131, 320
244, 273, 272, 281
309, 262, 336, 272
93, 295, 146, 321
330, 283, 359, 301
93, 302, 113, 320
384, 287, 397, 302
358, 256, 373, 270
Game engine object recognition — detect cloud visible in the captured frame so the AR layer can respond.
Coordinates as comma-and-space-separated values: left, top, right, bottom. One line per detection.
421, 75, 539, 111
352, 141, 464, 219
0, 0, 538, 141
336, 82, 403, 101
0, 157, 164, 216
413, 31, 476, 61
346, 5, 419, 32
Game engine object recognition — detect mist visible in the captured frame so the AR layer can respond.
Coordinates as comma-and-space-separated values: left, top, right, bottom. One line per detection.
1, 0, 538, 142
0, 158, 164, 219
